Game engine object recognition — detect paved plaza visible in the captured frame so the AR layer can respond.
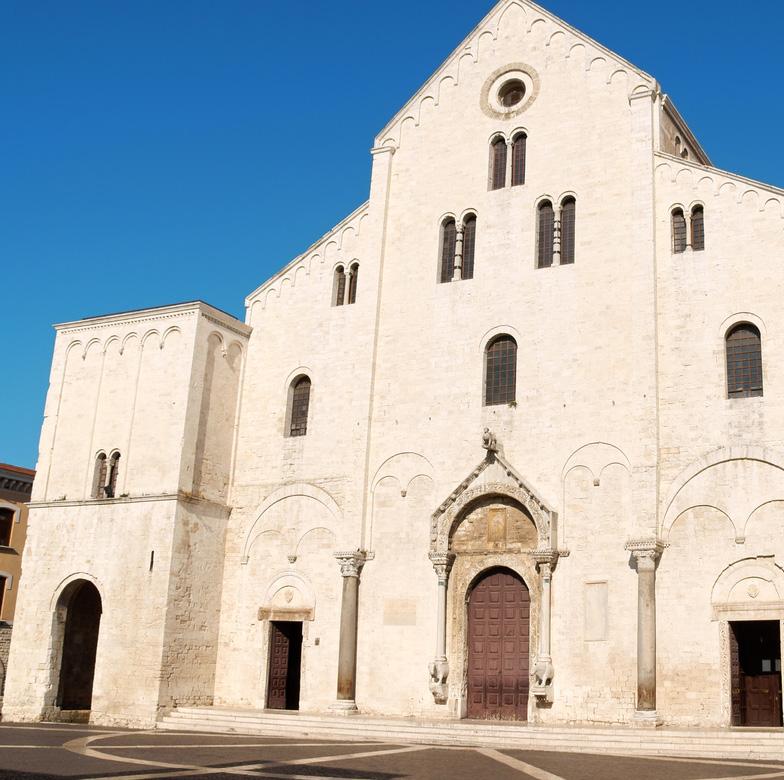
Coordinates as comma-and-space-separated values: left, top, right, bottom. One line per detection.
0, 723, 782, 780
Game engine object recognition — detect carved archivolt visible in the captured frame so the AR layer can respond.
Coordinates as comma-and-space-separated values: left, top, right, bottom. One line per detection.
711, 557, 784, 616
430, 453, 556, 554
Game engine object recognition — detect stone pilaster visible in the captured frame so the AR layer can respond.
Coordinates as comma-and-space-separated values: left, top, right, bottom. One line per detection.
532, 549, 558, 702
428, 551, 454, 704
626, 538, 665, 725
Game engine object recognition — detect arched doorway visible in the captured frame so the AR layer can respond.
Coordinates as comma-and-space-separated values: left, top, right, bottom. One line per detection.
467, 567, 530, 720
57, 581, 102, 711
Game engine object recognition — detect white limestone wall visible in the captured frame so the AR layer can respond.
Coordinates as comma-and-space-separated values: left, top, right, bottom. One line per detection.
3, 499, 178, 727
654, 158, 784, 725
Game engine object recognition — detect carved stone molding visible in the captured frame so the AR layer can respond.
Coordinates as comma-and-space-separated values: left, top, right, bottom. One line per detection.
334, 551, 367, 578
429, 552, 455, 581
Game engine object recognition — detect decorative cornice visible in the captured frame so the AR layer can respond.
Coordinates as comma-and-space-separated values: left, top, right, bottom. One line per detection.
29, 491, 232, 511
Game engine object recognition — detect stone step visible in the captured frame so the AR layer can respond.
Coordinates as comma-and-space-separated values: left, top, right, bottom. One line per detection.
157, 708, 784, 760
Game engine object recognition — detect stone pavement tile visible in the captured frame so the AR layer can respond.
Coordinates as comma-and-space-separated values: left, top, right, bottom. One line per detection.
0, 747, 150, 778
502, 750, 784, 780
0, 724, 118, 748
96, 733, 353, 748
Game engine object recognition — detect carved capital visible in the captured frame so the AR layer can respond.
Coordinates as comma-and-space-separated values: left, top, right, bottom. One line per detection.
533, 548, 559, 576
429, 551, 455, 581
334, 550, 367, 578
625, 538, 666, 571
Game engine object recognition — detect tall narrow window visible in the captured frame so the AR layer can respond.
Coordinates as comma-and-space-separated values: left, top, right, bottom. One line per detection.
0, 509, 13, 547
439, 219, 456, 283
489, 137, 507, 191
537, 201, 554, 269
289, 376, 312, 437
105, 452, 120, 498
347, 262, 359, 304
511, 133, 527, 186
462, 216, 477, 280
561, 197, 576, 265
0, 576, 6, 617
92, 453, 107, 499
485, 335, 517, 406
726, 324, 763, 398
691, 205, 705, 252
672, 208, 687, 253
333, 266, 346, 306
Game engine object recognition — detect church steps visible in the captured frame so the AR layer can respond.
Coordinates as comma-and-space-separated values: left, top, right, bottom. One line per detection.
156, 708, 784, 760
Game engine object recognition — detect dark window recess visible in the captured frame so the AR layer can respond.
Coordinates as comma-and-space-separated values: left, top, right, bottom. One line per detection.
0, 509, 12, 547
462, 217, 477, 280
727, 324, 763, 398
440, 220, 457, 283
691, 206, 705, 251
511, 134, 527, 186
289, 377, 311, 437
334, 266, 346, 306
499, 79, 526, 107
485, 336, 517, 406
348, 263, 359, 304
561, 197, 576, 265
537, 202, 554, 268
105, 453, 120, 498
490, 138, 507, 190
0, 576, 5, 618
92, 454, 107, 499
672, 209, 687, 253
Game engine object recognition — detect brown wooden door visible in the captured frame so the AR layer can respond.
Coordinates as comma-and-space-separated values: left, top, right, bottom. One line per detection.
731, 621, 782, 727
467, 569, 530, 720
266, 621, 302, 710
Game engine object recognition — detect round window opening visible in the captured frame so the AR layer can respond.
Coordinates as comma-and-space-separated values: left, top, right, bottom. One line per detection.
498, 79, 526, 107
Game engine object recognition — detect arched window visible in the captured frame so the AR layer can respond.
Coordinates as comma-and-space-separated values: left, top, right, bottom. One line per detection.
347, 262, 359, 304
92, 453, 107, 499
489, 137, 507, 191
288, 376, 311, 437
726, 324, 763, 398
672, 208, 687, 253
105, 452, 120, 498
691, 205, 705, 251
561, 197, 576, 265
439, 218, 457, 283
462, 215, 477, 280
511, 133, 527, 186
485, 335, 517, 406
0, 508, 13, 547
333, 266, 346, 306
537, 201, 554, 269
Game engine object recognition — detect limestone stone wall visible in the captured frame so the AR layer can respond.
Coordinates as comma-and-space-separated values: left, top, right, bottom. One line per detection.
0, 624, 11, 707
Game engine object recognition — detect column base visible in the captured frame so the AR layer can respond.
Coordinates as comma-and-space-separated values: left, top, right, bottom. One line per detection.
329, 699, 359, 715
632, 709, 663, 728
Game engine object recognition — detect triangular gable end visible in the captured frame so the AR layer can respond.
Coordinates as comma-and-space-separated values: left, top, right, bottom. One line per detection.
430, 444, 558, 555
375, 0, 657, 150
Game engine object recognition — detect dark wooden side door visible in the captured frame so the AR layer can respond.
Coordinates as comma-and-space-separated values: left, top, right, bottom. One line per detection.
731, 621, 782, 727
467, 569, 530, 720
267, 621, 302, 710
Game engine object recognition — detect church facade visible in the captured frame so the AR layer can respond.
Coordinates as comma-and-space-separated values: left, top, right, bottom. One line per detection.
5, 0, 784, 730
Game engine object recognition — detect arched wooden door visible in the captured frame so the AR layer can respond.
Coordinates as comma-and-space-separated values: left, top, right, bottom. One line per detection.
467, 568, 530, 720
57, 581, 102, 711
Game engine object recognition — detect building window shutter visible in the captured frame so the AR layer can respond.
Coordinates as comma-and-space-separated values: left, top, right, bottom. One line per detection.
440, 219, 456, 283
511, 133, 526, 186
672, 209, 687, 253
726, 324, 763, 398
489, 138, 507, 191
537, 201, 554, 268
691, 206, 705, 251
485, 335, 517, 406
561, 197, 576, 265
289, 377, 312, 436
462, 216, 476, 280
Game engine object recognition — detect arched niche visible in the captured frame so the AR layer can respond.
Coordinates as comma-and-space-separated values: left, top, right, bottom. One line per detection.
712, 557, 784, 621
449, 494, 538, 554
258, 572, 316, 623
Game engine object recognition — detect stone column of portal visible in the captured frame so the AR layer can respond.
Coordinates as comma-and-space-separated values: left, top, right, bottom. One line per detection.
532, 550, 557, 701
452, 224, 464, 282
428, 552, 454, 704
625, 539, 665, 725
332, 551, 367, 713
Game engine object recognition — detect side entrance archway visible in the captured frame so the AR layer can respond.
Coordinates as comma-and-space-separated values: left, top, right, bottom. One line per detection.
57, 580, 102, 711
467, 568, 530, 720
266, 621, 302, 710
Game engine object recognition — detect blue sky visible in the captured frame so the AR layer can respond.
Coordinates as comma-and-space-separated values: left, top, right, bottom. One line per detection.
2, 0, 782, 469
